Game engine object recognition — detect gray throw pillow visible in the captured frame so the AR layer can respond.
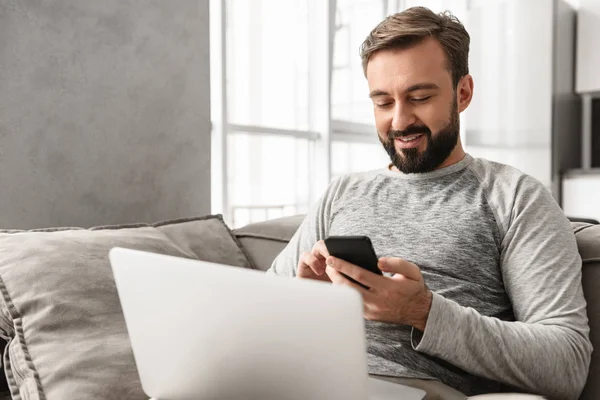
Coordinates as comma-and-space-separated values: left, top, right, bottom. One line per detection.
0, 215, 254, 400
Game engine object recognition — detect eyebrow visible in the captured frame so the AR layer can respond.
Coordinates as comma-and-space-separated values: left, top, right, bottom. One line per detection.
368, 83, 440, 98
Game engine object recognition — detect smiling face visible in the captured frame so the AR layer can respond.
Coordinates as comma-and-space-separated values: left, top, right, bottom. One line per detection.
366, 37, 473, 173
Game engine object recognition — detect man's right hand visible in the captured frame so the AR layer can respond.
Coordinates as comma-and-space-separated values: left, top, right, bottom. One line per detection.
297, 240, 331, 282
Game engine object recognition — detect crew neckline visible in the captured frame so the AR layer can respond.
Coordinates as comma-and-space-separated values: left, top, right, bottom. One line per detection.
379, 153, 473, 180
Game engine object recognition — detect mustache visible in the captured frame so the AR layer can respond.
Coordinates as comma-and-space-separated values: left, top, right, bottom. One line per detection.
387, 126, 431, 140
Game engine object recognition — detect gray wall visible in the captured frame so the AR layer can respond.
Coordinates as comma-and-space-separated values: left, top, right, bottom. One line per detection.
0, 0, 211, 229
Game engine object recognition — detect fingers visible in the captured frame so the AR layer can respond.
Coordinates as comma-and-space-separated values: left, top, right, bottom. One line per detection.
296, 241, 332, 279
326, 266, 371, 297
378, 257, 421, 281
298, 251, 327, 277
325, 256, 383, 289
311, 240, 330, 260
297, 240, 330, 277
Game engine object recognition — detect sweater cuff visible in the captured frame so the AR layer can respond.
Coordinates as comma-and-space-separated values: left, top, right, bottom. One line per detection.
411, 291, 455, 353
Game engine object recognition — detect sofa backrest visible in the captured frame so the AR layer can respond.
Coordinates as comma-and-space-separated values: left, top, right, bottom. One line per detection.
234, 216, 600, 400
574, 223, 600, 400
233, 215, 304, 272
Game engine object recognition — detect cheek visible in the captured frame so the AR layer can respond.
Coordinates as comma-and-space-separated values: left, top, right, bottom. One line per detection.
416, 104, 448, 131
373, 109, 392, 136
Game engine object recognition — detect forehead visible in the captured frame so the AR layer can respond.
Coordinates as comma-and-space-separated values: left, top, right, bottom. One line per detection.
366, 37, 452, 92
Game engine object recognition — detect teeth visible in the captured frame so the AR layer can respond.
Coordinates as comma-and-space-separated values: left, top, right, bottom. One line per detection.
399, 134, 422, 142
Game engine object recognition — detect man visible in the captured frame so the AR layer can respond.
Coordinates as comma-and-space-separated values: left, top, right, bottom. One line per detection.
267, 6, 592, 400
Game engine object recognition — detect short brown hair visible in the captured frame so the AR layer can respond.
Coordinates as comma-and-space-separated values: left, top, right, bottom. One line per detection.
360, 7, 470, 87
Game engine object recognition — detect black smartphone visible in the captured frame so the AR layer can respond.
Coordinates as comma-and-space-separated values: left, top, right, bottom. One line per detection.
324, 236, 382, 289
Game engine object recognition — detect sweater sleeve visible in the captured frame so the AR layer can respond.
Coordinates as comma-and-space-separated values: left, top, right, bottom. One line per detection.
266, 177, 343, 277
412, 176, 592, 399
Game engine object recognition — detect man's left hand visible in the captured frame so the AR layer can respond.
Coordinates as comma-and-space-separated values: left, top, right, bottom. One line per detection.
325, 256, 433, 331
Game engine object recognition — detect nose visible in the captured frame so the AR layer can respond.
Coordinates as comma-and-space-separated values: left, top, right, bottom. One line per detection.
391, 102, 417, 132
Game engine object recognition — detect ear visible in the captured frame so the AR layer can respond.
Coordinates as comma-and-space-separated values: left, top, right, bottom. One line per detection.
456, 74, 474, 113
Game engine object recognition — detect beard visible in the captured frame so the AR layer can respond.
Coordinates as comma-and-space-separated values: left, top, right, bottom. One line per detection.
379, 100, 460, 174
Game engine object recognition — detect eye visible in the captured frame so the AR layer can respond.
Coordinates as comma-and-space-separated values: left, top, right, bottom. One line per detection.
411, 96, 431, 104
375, 102, 393, 109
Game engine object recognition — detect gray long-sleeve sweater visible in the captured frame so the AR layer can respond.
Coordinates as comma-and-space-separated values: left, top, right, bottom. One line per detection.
267, 154, 592, 399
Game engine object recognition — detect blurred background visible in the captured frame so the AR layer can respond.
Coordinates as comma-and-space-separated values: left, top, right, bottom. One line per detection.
212, 0, 598, 227
0, 0, 598, 230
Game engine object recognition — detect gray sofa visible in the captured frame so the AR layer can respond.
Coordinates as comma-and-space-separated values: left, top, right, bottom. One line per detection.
0, 214, 597, 399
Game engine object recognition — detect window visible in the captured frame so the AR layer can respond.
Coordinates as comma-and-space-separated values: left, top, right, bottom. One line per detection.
332, 141, 391, 180
226, 0, 310, 131
331, 0, 386, 124
227, 132, 311, 227
212, 0, 321, 227
211, 0, 469, 227
330, 0, 390, 184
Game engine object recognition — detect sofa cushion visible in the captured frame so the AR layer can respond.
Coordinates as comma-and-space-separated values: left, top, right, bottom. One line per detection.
573, 223, 600, 400
0, 215, 253, 400
233, 215, 304, 271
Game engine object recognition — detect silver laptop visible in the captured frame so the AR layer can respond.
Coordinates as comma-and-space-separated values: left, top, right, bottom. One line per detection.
109, 247, 426, 400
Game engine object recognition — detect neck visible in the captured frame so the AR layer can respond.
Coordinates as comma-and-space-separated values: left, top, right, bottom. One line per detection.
436, 141, 466, 170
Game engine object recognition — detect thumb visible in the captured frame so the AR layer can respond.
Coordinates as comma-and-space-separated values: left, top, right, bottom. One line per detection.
379, 257, 421, 281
